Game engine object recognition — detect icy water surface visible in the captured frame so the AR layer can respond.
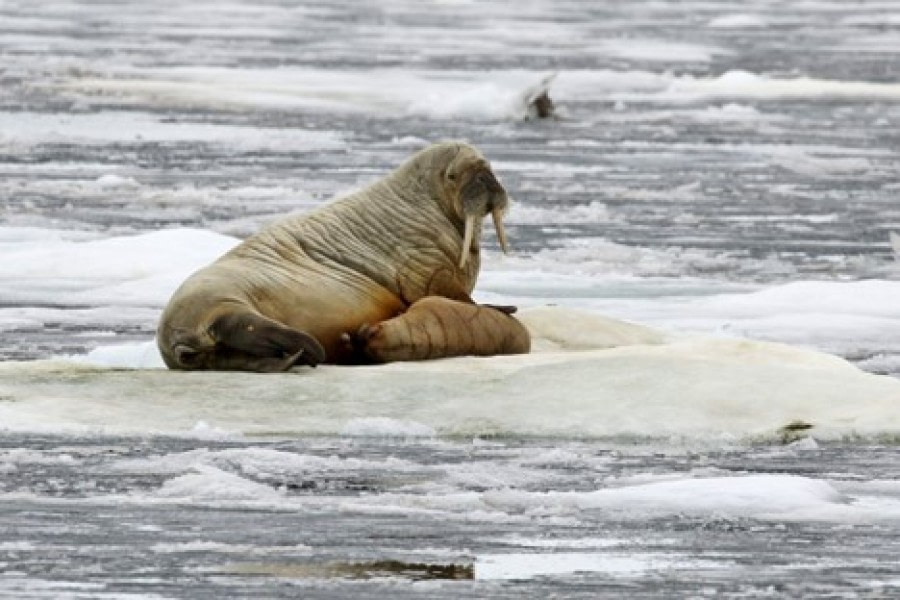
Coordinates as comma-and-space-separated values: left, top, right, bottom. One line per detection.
2, 0, 900, 597
2, 434, 900, 598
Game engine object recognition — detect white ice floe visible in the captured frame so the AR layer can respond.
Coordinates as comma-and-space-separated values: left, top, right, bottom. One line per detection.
0, 227, 898, 441
480, 269, 900, 360
592, 39, 728, 63
86, 466, 900, 527
57, 68, 566, 121
707, 14, 767, 29
368, 469, 900, 525
149, 541, 312, 556
50, 66, 900, 124
481, 474, 844, 518
657, 70, 900, 103
110, 446, 421, 478
507, 201, 610, 226
0, 227, 237, 308
475, 551, 724, 580
153, 464, 286, 503
1, 321, 897, 440
0, 111, 346, 152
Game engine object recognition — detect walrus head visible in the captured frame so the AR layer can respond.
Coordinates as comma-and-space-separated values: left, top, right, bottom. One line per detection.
432, 143, 510, 268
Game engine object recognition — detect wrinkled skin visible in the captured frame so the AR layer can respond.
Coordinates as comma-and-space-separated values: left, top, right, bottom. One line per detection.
157, 141, 531, 372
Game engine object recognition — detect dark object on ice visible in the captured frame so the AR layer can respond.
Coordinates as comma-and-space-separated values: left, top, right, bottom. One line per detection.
530, 90, 555, 118
228, 559, 474, 580
522, 72, 558, 120
779, 420, 814, 443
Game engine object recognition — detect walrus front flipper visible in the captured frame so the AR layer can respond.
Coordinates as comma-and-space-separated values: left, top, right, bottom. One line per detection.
209, 310, 327, 372
350, 296, 530, 363
482, 304, 518, 315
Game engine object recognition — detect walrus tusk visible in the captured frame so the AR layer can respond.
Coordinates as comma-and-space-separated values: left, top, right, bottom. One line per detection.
492, 207, 509, 254
459, 215, 475, 268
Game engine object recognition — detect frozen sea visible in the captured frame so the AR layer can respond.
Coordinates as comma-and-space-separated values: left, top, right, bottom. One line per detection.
2, 0, 900, 597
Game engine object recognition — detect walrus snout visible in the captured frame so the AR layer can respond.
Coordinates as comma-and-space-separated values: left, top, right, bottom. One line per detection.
457, 165, 510, 267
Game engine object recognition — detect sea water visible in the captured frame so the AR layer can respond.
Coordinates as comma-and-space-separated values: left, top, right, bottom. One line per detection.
1, 1, 900, 597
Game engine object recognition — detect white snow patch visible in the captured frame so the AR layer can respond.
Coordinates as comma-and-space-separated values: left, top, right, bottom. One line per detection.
72, 342, 166, 369
508, 201, 610, 225
707, 14, 767, 29
658, 70, 900, 102
58, 68, 567, 121
475, 551, 724, 580
111, 446, 421, 477
0, 227, 237, 307
153, 465, 285, 504
150, 541, 312, 555
517, 307, 666, 352
483, 474, 845, 518
94, 174, 141, 188
594, 39, 727, 62
0, 111, 346, 152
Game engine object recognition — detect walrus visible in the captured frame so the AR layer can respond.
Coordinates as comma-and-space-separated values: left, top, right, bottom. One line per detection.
157, 141, 531, 372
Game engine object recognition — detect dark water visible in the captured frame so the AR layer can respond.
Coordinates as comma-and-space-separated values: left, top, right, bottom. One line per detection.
2, 434, 899, 599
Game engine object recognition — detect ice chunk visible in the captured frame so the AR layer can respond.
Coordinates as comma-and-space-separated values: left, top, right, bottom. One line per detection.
520, 306, 666, 351
1, 329, 898, 441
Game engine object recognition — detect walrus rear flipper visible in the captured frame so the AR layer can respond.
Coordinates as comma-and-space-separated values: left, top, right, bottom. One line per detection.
209, 310, 327, 372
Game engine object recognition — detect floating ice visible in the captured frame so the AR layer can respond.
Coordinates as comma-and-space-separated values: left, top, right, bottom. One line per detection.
593, 39, 728, 62
0, 227, 237, 307
1, 227, 898, 441
517, 307, 666, 352
0, 111, 346, 152
153, 464, 285, 504
150, 541, 312, 556
75, 342, 167, 369
93, 174, 141, 189
57, 68, 568, 121
483, 474, 845, 518
507, 201, 610, 226
658, 70, 900, 102
475, 551, 723, 580
707, 14, 767, 29
1, 324, 898, 441
110, 446, 420, 478
54, 67, 900, 123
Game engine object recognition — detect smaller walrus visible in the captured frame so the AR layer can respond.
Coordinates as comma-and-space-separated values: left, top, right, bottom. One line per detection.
157, 141, 530, 372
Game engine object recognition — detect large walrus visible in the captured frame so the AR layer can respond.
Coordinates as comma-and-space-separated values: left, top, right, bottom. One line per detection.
157, 141, 531, 372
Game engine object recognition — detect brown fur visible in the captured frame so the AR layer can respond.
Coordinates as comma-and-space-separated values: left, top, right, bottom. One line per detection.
350, 297, 530, 363
157, 141, 530, 372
